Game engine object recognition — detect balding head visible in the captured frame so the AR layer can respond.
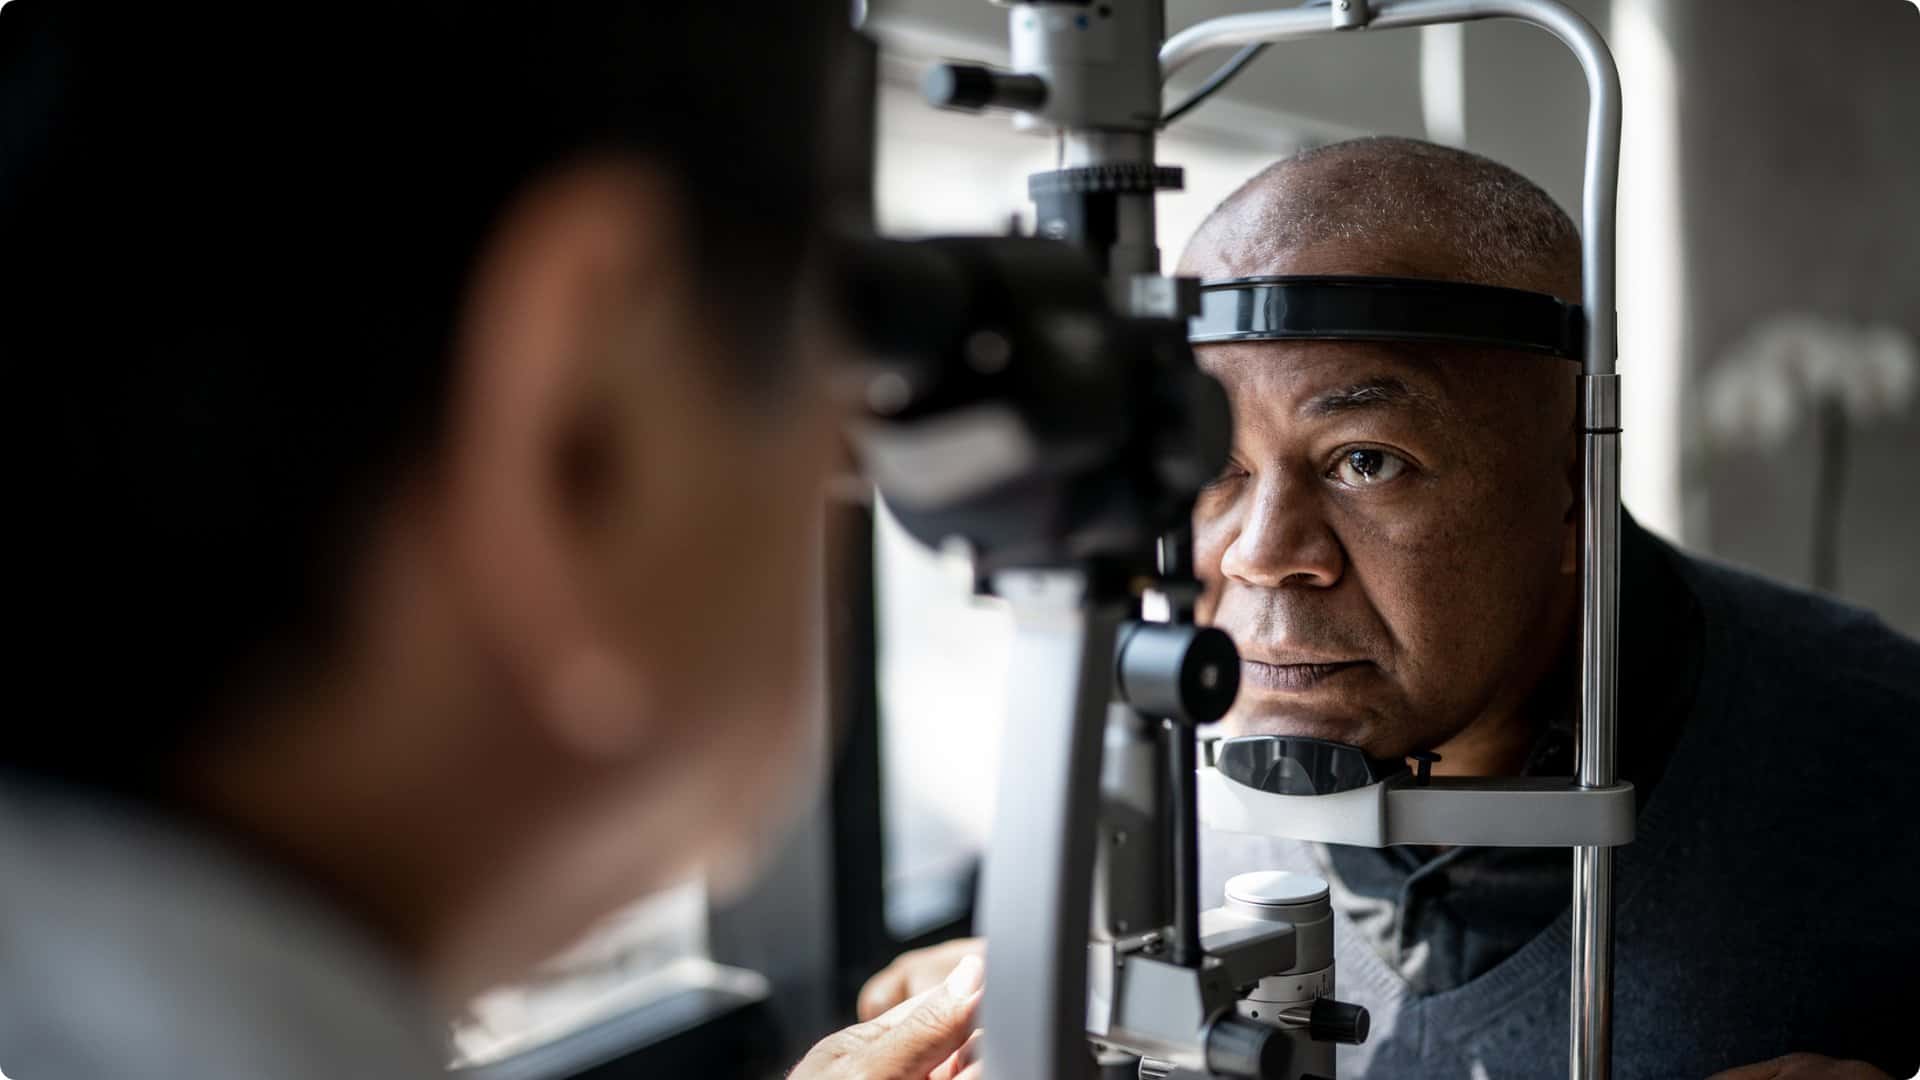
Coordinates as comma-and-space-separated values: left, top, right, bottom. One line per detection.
1180, 135, 1581, 302
1185, 137, 1586, 772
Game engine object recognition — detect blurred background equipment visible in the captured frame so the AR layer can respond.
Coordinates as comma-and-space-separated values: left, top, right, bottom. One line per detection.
1702, 315, 1917, 592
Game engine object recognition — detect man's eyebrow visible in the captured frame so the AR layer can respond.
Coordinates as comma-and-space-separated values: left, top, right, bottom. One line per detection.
1298, 376, 1446, 420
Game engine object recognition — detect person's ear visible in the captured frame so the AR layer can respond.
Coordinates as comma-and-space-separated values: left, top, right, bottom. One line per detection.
435, 162, 687, 760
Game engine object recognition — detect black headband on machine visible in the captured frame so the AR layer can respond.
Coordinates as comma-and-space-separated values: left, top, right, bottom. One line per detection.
1188, 275, 1586, 362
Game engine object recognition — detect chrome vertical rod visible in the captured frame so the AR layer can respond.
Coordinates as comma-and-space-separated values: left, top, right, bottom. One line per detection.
1575, 403, 1621, 1080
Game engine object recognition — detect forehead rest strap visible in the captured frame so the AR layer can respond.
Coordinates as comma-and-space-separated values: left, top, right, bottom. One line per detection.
1190, 275, 1584, 362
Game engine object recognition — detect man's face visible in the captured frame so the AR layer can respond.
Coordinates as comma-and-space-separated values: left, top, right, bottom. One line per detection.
1192, 337, 1578, 760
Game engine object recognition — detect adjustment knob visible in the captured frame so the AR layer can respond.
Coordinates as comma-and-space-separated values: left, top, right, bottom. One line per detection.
1114, 621, 1241, 724
923, 64, 1048, 113
1309, 998, 1371, 1045
1205, 1015, 1291, 1079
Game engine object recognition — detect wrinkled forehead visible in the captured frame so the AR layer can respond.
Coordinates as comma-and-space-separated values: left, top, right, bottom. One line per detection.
1198, 339, 1457, 420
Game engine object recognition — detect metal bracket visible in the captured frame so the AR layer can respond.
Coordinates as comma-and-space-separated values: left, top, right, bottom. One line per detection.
1583, 372, 1621, 432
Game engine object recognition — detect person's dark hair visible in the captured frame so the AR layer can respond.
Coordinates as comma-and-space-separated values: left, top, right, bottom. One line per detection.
1, 2, 846, 787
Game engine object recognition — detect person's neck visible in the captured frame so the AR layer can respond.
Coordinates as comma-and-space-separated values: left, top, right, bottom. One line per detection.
179, 650, 574, 1009
181, 670, 709, 1011
172, 502, 639, 1009
180, 717, 454, 1003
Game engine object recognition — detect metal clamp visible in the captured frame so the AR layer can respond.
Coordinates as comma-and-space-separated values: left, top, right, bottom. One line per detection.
1583, 372, 1621, 432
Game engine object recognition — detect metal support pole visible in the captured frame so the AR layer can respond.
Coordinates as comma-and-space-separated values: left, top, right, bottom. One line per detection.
979, 571, 1129, 1080
1571, 846, 1615, 1078
1575, 383, 1621, 1080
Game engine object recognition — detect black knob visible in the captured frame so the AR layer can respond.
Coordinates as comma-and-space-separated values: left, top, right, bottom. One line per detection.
1309, 998, 1371, 1046
923, 63, 1048, 113
1204, 1015, 1291, 1079
1114, 622, 1240, 725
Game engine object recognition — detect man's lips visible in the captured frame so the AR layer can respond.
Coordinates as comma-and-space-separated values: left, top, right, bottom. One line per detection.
1239, 658, 1368, 692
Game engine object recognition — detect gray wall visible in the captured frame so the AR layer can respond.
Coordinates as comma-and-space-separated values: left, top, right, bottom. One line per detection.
1666, 0, 1920, 634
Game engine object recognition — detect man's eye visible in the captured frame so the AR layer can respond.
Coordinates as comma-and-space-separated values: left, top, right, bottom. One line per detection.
1332, 448, 1409, 487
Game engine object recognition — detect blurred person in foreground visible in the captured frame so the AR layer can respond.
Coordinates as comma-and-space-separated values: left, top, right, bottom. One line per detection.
862, 138, 1919, 1080
0, 3, 979, 1078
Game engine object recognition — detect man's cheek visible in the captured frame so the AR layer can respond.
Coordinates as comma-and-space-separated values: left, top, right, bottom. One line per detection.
1344, 494, 1471, 559
1340, 522, 1471, 669
1381, 550, 1504, 704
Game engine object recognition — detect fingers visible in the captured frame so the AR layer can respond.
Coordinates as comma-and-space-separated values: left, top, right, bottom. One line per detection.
930, 1029, 984, 1080
856, 968, 908, 1023
857, 937, 987, 1022
862, 955, 985, 1078
815, 955, 984, 1079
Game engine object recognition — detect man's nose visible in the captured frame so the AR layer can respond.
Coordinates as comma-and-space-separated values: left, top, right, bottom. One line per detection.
1218, 471, 1345, 589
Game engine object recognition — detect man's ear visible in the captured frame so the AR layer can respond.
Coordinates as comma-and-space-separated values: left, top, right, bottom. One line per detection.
436, 162, 684, 760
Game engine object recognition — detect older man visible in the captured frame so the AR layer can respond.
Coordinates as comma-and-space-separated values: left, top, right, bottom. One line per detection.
864, 137, 1919, 1080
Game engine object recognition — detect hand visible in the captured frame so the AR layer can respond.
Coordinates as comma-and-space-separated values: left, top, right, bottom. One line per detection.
1708, 1053, 1891, 1079
791, 954, 985, 1080
858, 937, 988, 1022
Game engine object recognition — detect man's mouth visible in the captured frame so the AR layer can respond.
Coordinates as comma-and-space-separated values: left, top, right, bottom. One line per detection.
1239, 658, 1367, 692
